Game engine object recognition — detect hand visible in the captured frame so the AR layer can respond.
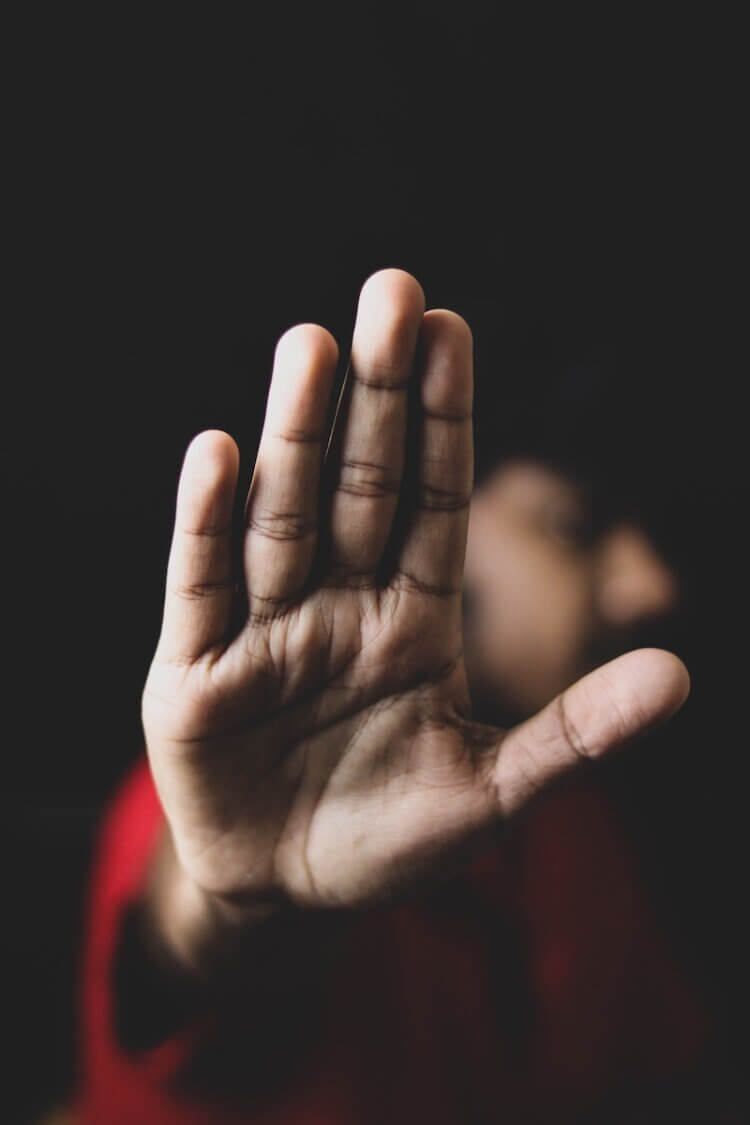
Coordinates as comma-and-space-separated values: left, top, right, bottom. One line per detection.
142, 269, 689, 926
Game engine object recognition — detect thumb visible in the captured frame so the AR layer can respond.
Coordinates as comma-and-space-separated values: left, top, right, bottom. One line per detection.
492, 648, 690, 817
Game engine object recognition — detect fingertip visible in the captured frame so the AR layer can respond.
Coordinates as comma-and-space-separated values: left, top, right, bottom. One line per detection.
178, 432, 241, 516
422, 308, 474, 348
184, 429, 239, 475
418, 309, 474, 417
274, 322, 339, 371
592, 647, 691, 751
358, 267, 426, 319
629, 647, 691, 716
267, 324, 339, 437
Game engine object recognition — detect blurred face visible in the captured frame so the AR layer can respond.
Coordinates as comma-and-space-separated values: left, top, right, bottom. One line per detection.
463, 460, 680, 724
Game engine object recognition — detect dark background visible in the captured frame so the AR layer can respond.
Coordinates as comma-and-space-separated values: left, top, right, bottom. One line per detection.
4, 9, 746, 1120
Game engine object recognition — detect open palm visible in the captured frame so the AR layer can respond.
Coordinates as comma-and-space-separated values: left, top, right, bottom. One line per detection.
142, 270, 688, 913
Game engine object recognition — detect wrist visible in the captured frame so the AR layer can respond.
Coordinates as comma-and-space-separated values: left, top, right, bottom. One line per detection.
148, 826, 282, 979
120, 818, 357, 1053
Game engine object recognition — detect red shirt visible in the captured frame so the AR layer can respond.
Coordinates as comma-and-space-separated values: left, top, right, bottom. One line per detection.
77, 758, 705, 1123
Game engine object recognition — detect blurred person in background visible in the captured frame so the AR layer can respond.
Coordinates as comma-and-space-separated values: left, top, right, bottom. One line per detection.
72, 270, 733, 1123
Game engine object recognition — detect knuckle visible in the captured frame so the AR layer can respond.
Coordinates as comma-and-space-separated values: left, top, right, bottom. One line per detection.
170, 576, 235, 602
393, 568, 459, 599
555, 693, 591, 760
351, 362, 410, 390
416, 483, 472, 512
248, 510, 316, 541
337, 457, 400, 499
179, 522, 232, 540
272, 426, 326, 446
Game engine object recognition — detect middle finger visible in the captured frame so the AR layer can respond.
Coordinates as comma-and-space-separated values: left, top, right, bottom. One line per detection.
326, 268, 425, 580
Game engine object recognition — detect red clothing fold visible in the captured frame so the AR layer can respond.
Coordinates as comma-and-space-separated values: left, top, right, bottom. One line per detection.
77, 758, 705, 1123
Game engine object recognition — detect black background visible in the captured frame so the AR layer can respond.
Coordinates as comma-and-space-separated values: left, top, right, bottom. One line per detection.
4, 9, 747, 1119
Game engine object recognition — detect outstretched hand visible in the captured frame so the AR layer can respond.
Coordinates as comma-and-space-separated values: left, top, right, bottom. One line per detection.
142, 269, 689, 919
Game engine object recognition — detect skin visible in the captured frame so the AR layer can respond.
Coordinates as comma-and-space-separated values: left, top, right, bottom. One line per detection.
463, 460, 680, 723
140, 268, 689, 975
